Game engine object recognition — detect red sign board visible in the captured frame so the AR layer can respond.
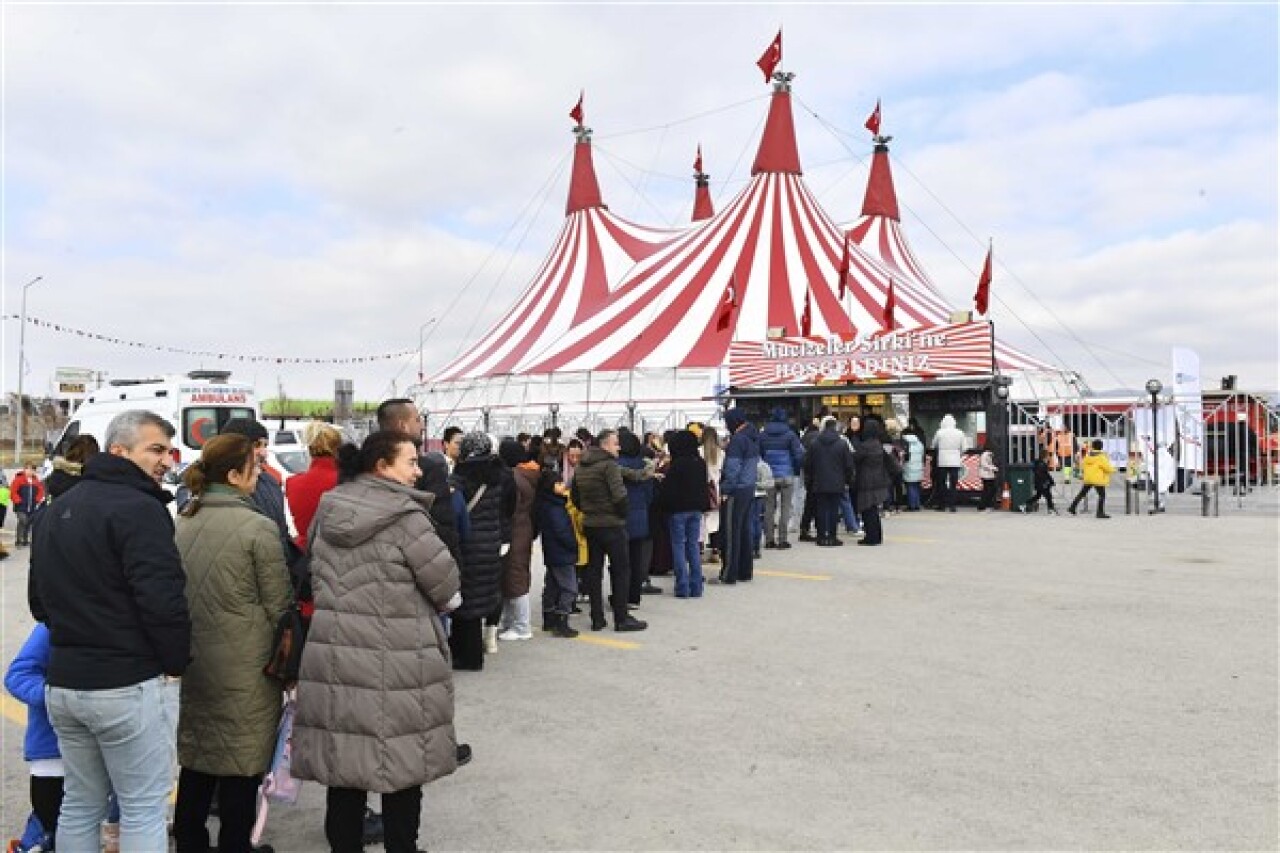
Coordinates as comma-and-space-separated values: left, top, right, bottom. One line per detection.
728, 321, 993, 387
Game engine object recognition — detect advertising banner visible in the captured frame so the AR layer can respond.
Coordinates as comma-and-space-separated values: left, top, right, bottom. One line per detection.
728, 322, 993, 387
1171, 346, 1205, 472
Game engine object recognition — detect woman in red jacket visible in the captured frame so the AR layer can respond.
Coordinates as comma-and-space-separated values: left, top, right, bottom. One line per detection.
285, 423, 344, 550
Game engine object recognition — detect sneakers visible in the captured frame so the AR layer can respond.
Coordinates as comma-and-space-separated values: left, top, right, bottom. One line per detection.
483, 626, 499, 654
551, 615, 580, 638
764, 541, 777, 549
497, 628, 533, 641
777, 541, 792, 549
640, 582, 663, 595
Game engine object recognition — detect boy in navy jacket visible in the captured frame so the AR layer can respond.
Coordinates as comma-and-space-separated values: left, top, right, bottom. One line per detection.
537, 477, 580, 638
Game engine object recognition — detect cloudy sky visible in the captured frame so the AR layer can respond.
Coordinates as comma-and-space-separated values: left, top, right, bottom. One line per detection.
2, 3, 1276, 405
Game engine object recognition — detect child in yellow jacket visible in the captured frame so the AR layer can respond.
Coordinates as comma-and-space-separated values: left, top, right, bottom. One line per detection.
1068, 440, 1117, 518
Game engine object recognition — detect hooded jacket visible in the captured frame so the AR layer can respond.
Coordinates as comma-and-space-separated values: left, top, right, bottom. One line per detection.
1082, 449, 1117, 486
804, 427, 856, 495
43, 457, 85, 500
902, 434, 925, 483
656, 430, 709, 514
175, 490, 292, 777
759, 412, 805, 479
721, 409, 762, 493
573, 446, 628, 528
618, 454, 655, 539
537, 486, 578, 568
932, 415, 967, 468
293, 474, 460, 794
450, 456, 507, 620
29, 452, 190, 688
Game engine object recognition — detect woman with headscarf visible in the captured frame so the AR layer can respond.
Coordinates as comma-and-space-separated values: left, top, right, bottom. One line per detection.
496, 437, 539, 641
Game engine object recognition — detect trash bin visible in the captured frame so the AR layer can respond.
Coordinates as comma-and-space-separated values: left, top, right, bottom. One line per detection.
1006, 464, 1034, 510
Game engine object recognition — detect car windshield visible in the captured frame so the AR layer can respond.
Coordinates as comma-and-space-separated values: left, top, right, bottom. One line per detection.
273, 450, 311, 474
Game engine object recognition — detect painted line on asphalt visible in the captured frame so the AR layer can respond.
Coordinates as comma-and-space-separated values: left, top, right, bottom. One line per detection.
1, 693, 26, 726
756, 569, 833, 581
574, 634, 641, 651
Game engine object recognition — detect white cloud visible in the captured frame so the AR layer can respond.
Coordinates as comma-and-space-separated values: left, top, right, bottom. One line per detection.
3, 3, 1276, 404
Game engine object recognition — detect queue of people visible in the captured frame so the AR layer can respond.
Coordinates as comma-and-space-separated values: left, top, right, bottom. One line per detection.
8, 400, 1114, 853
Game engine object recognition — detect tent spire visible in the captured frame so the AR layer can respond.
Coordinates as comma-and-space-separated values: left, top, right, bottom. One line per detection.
860, 134, 900, 222
751, 71, 802, 176
692, 144, 714, 222
566, 105, 605, 216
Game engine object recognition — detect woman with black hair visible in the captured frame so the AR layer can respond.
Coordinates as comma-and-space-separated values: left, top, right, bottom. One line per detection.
292, 430, 461, 853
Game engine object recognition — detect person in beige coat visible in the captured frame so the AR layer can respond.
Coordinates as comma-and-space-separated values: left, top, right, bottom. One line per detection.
172, 433, 293, 853
292, 430, 462, 853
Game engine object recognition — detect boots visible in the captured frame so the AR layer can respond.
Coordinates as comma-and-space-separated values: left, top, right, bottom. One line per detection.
541, 610, 555, 632
551, 613, 579, 639
483, 626, 499, 654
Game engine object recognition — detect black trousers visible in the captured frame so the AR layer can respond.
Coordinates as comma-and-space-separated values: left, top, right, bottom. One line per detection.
1069, 484, 1107, 516
978, 478, 999, 509
30, 775, 63, 842
449, 616, 485, 671
799, 484, 816, 534
627, 537, 653, 604
173, 767, 262, 853
859, 506, 883, 545
585, 526, 630, 622
723, 489, 755, 582
326, 785, 422, 853
815, 493, 841, 540
1027, 482, 1056, 511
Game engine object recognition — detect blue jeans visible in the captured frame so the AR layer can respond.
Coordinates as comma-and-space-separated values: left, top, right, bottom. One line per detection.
839, 491, 859, 532
750, 496, 764, 550
668, 511, 703, 597
905, 481, 921, 510
47, 677, 179, 853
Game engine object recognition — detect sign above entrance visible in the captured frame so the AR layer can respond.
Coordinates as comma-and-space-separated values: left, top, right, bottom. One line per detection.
729, 322, 994, 387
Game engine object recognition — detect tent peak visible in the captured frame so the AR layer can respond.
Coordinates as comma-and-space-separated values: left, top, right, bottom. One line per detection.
566, 125, 605, 216
751, 86, 802, 176
860, 139, 900, 221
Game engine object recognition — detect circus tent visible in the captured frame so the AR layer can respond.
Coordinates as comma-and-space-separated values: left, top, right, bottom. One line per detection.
420, 68, 1072, 433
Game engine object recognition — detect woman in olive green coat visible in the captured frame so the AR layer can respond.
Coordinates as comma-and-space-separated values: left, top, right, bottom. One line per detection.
172, 433, 293, 853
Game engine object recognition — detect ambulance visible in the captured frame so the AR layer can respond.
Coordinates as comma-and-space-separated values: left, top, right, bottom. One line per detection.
52, 370, 260, 469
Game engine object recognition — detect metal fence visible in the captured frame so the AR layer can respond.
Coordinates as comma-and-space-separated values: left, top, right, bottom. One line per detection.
1007, 392, 1279, 515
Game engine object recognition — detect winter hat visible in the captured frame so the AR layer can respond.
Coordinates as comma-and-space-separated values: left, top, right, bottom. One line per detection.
498, 437, 527, 468
459, 432, 493, 463
724, 407, 747, 433
222, 418, 269, 443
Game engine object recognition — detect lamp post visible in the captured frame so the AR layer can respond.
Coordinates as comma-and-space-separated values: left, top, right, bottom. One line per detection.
1146, 378, 1164, 513
481, 406, 491, 433
417, 318, 437, 383
15, 275, 44, 464
626, 400, 637, 432
549, 402, 560, 431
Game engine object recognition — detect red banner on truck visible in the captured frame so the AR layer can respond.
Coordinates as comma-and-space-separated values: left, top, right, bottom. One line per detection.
728, 321, 993, 387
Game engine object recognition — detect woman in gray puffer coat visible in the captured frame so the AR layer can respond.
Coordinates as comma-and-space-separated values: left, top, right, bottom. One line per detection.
293, 430, 461, 853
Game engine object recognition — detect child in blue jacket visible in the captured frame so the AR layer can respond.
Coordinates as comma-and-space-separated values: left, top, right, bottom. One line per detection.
537, 476, 580, 638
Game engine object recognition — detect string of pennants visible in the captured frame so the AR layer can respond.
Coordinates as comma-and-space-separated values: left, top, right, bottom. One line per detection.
4, 314, 415, 365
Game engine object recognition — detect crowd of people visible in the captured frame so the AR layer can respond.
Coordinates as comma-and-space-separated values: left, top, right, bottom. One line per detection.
7, 399, 1113, 853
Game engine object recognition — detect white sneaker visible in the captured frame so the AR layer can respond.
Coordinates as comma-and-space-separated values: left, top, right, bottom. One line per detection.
498, 628, 533, 641
483, 626, 499, 654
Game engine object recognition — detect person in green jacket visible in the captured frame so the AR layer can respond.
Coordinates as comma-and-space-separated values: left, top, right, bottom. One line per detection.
172, 433, 292, 853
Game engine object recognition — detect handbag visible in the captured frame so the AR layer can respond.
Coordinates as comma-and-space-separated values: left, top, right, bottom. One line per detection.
263, 604, 306, 683
252, 693, 301, 844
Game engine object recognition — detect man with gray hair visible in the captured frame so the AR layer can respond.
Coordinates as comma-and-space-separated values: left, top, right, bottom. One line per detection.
29, 410, 191, 852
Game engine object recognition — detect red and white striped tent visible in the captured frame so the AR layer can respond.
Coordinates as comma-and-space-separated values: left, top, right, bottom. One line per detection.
422, 76, 1069, 432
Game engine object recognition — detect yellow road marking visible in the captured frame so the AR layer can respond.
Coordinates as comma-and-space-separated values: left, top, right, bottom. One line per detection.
574, 634, 641, 651
755, 569, 832, 581
1, 693, 27, 726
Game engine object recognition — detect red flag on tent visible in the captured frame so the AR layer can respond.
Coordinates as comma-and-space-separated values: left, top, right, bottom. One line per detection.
837, 233, 851, 299
801, 287, 812, 336
716, 278, 738, 332
756, 30, 782, 83
694, 144, 703, 174
865, 99, 882, 137
883, 278, 896, 329
974, 244, 993, 315
569, 91, 584, 126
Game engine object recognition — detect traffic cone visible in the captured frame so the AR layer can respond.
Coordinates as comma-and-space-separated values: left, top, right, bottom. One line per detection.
1000, 482, 1012, 511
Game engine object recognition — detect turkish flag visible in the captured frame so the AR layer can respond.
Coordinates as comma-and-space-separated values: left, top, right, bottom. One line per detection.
716, 278, 738, 332
837, 233, 851, 299
801, 287, 812, 336
974, 245, 993, 315
865, 99, 882, 137
694, 144, 703, 174
756, 30, 782, 83
883, 278, 896, 329
569, 92, 584, 126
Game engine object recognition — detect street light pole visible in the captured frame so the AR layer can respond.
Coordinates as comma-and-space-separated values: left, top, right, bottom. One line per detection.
1146, 378, 1164, 514
15, 276, 43, 464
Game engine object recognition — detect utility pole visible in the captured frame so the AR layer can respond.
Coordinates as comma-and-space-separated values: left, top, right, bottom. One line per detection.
15, 276, 44, 463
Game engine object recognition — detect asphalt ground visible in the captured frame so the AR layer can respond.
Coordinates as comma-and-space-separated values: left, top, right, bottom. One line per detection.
0, 497, 1276, 851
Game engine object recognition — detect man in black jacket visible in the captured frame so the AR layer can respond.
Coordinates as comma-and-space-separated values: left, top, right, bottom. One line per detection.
574, 429, 648, 632
29, 410, 190, 853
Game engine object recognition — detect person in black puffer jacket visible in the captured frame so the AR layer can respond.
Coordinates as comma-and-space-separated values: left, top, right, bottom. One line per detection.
851, 417, 896, 546
447, 433, 510, 671
803, 417, 856, 546
655, 429, 709, 598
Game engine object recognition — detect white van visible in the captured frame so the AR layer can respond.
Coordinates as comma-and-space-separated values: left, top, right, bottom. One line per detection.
53, 370, 260, 466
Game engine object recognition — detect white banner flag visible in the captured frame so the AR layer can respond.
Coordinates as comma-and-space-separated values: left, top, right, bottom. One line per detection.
1171, 347, 1205, 473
